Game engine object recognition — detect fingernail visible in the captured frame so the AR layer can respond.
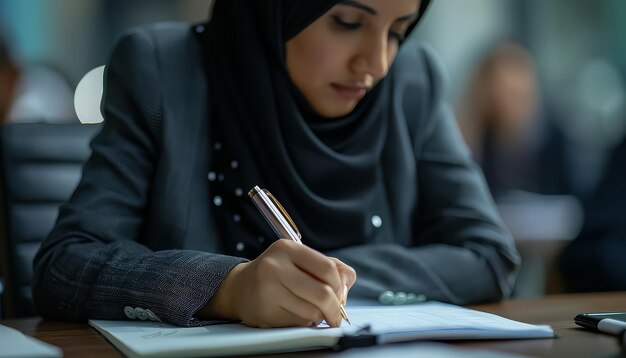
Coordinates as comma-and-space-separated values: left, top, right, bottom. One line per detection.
343, 284, 348, 305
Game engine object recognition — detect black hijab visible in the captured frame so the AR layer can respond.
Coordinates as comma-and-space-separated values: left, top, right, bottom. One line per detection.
204, 0, 432, 257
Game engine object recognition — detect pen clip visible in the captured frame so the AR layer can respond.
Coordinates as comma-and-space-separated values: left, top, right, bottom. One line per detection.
262, 189, 301, 240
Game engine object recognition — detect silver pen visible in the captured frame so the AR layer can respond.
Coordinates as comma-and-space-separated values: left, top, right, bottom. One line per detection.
248, 185, 351, 325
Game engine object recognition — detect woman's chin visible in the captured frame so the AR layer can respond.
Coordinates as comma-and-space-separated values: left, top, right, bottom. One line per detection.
311, 101, 358, 119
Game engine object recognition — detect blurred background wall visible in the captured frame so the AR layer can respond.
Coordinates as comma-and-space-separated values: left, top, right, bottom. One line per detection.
1, 0, 625, 297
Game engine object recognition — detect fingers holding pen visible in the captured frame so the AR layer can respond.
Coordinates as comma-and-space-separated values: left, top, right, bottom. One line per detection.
328, 257, 356, 304
244, 278, 324, 328
278, 259, 344, 327
276, 284, 325, 327
287, 241, 348, 304
264, 284, 325, 328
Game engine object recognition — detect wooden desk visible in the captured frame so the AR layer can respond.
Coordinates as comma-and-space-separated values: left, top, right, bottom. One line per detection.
463, 291, 626, 357
2, 292, 625, 357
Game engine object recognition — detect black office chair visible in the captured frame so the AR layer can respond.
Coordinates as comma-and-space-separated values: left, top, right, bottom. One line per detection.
0, 122, 101, 317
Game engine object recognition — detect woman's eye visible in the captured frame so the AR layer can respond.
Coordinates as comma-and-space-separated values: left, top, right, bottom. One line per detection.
389, 31, 406, 43
331, 15, 362, 30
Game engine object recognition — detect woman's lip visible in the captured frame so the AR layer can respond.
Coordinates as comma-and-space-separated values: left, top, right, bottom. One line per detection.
331, 83, 368, 100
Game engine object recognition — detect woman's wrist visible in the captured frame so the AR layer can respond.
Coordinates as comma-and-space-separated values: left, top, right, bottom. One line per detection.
196, 262, 248, 321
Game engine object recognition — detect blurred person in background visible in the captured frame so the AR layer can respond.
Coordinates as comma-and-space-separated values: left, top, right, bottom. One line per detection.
457, 42, 585, 299
0, 30, 20, 124
560, 135, 626, 292
457, 42, 572, 199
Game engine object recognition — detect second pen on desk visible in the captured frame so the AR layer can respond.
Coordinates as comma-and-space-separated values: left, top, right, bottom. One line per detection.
248, 185, 351, 326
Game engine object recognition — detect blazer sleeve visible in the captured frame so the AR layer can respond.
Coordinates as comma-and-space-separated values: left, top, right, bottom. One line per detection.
32, 28, 247, 327
327, 46, 521, 305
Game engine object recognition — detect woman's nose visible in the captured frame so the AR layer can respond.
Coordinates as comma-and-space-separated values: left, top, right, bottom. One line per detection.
352, 35, 389, 80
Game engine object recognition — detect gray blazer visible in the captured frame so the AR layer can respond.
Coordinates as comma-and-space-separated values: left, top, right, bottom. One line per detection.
33, 23, 520, 327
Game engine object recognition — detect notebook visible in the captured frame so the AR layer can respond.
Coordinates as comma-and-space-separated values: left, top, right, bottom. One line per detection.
89, 301, 554, 358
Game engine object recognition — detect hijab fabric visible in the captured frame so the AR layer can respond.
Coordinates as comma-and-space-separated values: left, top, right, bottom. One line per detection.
203, 0, 431, 257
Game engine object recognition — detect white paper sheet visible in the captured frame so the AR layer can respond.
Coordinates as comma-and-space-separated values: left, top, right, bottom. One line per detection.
346, 302, 554, 343
0, 323, 62, 358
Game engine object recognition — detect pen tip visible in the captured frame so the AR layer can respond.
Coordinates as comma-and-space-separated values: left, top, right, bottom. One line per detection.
340, 305, 351, 326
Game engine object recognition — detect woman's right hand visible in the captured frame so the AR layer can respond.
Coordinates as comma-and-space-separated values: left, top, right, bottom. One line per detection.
200, 239, 356, 328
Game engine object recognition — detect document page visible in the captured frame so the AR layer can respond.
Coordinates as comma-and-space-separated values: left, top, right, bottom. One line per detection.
346, 302, 554, 344
90, 319, 351, 358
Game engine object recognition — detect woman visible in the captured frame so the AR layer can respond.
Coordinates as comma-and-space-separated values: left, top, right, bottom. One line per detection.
33, 0, 520, 328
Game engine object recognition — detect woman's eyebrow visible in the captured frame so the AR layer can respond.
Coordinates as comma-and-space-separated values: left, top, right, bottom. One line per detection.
338, 0, 377, 15
338, 1, 419, 23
